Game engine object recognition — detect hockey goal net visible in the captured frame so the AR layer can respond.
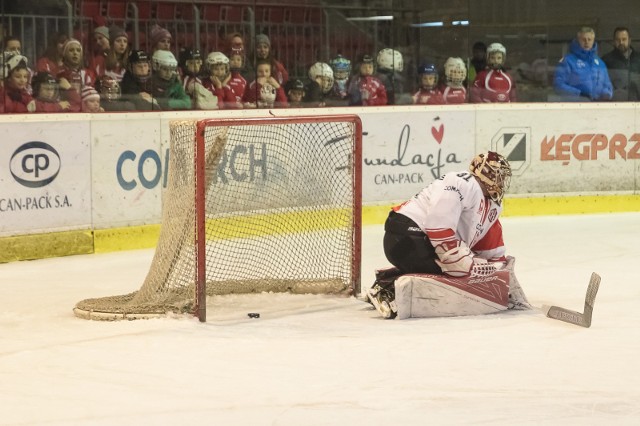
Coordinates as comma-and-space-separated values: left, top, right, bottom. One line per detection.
74, 115, 362, 321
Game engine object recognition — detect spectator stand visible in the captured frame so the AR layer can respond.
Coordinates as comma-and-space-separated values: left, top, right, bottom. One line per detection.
6, 1, 379, 92
2, 4, 73, 67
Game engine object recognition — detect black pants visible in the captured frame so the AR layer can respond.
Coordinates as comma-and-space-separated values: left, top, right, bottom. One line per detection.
383, 210, 442, 274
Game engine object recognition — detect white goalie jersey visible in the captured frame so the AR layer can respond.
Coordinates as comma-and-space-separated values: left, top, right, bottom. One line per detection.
395, 171, 506, 261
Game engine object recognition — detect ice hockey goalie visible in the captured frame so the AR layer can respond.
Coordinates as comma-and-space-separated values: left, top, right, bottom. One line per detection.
367, 256, 531, 319
366, 151, 531, 319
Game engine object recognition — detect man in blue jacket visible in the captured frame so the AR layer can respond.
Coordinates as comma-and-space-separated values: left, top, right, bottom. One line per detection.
553, 27, 613, 101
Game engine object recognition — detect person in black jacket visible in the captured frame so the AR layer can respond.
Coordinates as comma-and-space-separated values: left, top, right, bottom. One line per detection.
120, 49, 158, 110
602, 27, 640, 101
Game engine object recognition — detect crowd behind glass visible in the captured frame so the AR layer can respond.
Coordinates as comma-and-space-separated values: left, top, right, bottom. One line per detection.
1, 12, 639, 114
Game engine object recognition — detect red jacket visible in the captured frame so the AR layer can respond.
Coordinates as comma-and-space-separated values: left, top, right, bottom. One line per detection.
201, 78, 239, 109
471, 69, 517, 103
242, 80, 287, 108
441, 86, 467, 104
348, 75, 388, 106
228, 71, 247, 106
413, 88, 445, 105
2, 86, 34, 113
35, 99, 70, 112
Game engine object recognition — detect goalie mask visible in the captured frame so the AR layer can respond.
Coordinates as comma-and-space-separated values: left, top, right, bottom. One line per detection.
308, 62, 334, 94
486, 42, 506, 70
469, 151, 512, 203
444, 57, 467, 87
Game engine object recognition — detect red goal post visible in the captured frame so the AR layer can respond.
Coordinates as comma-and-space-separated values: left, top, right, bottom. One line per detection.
74, 114, 362, 322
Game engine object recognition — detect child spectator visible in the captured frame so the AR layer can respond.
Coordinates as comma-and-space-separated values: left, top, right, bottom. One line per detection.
32, 72, 71, 112
90, 25, 110, 77
224, 31, 251, 81
412, 63, 445, 105
347, 54, 387, 106
328, 54, 351, 104
225, 32, 246, 57
376, 48, 406, 104
242, 58, 287, 108
227, 49, 247, 108
441, 57, 468, 104
81, 86, 103, 112
285, 79, 306, 108
254, 34, 288, 86
36, 32, 68, 76
101, 26, 130, 82
1, 52, 35, 113
98, 75, 135, 111
150, 25, 172, 55
3, 35, 23, 54
57, 38, 96, 111
150, 50, 191, 110
305, 62, 334, 107
178, 48, 203, 98
120, 49, 158, 110
3, 35, 34, 94
471, 43, 516, 103
201, 51, 236, 109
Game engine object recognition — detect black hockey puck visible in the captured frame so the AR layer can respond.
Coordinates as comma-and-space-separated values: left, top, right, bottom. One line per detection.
248, 313, 260, 319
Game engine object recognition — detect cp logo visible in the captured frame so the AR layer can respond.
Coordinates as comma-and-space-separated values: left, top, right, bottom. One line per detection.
10, 141, 61, 188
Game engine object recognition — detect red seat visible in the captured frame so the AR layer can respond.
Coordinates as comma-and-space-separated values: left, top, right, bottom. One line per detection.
222, 5, 245, 23
285, 7, 306, 24
75, 0, 104, 18
306, 8, 323, 25
154, 2, 176, 20
253, 6, 267, 24
268, 7, 286, 24
202, 4, 221, 21
132, 0, 152, 20
106, 0, 128, 19
178, 3, 199, 21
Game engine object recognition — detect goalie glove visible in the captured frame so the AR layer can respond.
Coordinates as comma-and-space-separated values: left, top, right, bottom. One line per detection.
435, 241, 504, 278
434, 240, 474, 277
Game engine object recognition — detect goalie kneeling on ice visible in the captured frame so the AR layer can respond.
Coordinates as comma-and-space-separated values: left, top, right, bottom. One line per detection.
391, 257, 529, 319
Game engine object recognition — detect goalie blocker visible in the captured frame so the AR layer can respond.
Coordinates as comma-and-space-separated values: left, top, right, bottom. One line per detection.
367, 256, 531, 319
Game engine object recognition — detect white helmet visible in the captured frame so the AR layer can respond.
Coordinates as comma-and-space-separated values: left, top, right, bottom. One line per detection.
444, 57, 467, 86
469, 151, 512, 203
376, 48, 403, 72
152, 50, 178, 71
206, 51, 230, 75
206, 51, 229, 66
308, 62, 334, 94
486, 42, 506, 69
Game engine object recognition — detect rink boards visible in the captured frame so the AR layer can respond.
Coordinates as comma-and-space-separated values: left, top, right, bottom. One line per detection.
1, 104, 640, 261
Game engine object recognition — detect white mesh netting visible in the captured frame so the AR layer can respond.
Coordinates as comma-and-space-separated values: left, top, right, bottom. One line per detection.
74, 116, 361, 320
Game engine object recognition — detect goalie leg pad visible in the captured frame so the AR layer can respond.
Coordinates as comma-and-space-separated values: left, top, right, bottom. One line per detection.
395, 271, 510, 319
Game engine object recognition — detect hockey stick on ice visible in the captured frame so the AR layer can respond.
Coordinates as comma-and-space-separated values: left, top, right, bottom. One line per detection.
541, 272, 601, 328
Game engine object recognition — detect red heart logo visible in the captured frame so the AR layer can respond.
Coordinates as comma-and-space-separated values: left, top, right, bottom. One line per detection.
431, 124, 444, 144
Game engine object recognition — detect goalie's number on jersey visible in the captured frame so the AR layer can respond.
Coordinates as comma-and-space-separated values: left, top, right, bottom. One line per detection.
456, 172, 473, 181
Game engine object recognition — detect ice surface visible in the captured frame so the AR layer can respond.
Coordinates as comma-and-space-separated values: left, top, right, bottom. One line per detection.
1, 213, 639, 425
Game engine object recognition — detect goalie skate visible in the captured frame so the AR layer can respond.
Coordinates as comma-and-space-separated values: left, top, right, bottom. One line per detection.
367, 283, 398, 319
364, 266, 402, 318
